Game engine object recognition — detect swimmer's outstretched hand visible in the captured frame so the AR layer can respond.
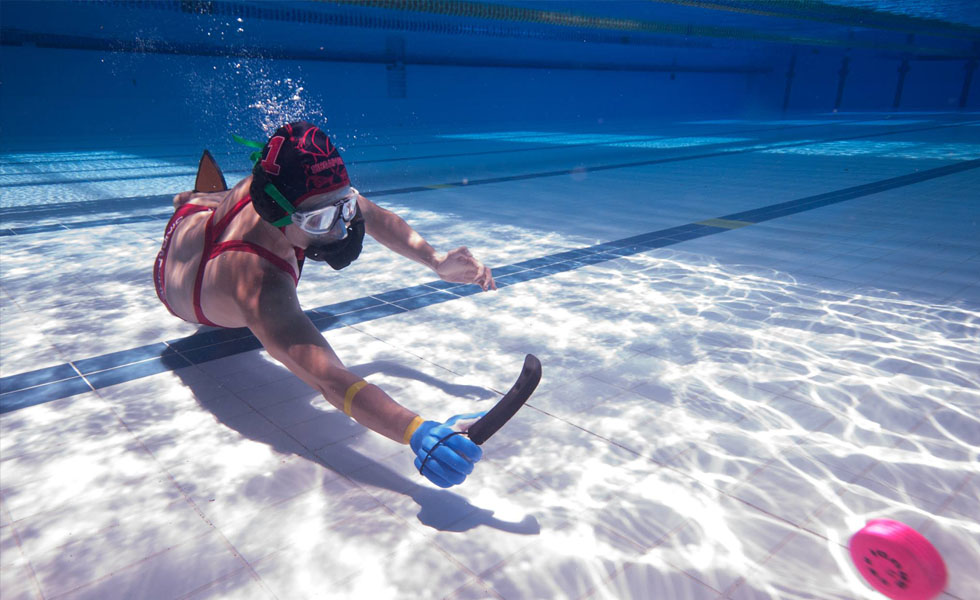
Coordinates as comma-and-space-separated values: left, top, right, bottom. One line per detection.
435, 247, 496, 291
409, 411, 487, 488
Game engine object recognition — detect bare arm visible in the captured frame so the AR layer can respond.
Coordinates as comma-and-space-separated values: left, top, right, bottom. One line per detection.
359, 195, 496, 291
360, 195, 439, 268
239, 266, 420, 443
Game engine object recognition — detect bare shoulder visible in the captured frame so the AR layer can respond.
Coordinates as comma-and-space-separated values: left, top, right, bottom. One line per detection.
356, 193, 383, 220
357, 193, 397, 236
172, 190, 225, 210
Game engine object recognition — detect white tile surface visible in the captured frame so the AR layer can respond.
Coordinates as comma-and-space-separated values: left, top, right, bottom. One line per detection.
0, 563, 43, 600
922, 511, 980, 600
46, 529, 244, 600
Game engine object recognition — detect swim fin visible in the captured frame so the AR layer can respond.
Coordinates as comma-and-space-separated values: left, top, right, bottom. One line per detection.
194, 149, 228, 193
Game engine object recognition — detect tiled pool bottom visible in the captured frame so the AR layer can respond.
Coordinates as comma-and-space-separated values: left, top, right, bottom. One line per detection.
1, 117, 979, 599
2, 255, 977, 599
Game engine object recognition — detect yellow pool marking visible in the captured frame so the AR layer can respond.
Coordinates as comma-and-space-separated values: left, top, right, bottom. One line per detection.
697, 218, 754, 229
425, 184, 457, 189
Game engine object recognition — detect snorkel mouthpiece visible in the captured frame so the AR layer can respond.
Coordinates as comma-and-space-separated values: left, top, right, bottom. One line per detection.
305, 203, 365, 270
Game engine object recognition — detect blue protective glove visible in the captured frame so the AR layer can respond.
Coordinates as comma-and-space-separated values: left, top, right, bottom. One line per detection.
409, 412, 486, 488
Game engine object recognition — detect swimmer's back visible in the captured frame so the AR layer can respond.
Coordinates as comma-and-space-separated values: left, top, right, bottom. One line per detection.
160, 177, 302, 328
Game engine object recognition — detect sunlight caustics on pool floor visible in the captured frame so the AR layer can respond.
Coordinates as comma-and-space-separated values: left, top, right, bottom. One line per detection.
1, 115, 978, 600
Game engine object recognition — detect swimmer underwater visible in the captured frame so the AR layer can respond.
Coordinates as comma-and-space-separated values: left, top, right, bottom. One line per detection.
154, 121, 497, 488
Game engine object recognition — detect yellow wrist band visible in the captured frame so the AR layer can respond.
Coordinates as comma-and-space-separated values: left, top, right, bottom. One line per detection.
403, 415, 424, 445
343, 380, 369, 416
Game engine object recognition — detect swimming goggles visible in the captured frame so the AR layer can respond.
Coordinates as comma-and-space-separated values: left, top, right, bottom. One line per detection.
290, 187, 359, 238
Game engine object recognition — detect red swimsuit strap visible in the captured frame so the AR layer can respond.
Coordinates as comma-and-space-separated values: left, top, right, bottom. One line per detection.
154, 203, 212, 319
175, 203, 212, 219
209, 241, 300, 285
211, 196, 255, 236
191, 195, 304, 328
192, 213, 221, 327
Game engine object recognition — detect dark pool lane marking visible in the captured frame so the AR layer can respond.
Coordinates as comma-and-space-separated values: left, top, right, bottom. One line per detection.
1, 119, 971, 236
3, 156, 978, 414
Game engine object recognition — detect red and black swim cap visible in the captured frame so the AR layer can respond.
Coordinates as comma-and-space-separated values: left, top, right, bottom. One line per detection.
250, 121, 351, 225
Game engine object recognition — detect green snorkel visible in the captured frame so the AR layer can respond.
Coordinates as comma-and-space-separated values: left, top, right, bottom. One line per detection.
232, 133, 265, 165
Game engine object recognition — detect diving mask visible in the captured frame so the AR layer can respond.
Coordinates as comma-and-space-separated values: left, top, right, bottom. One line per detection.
291, 187, 360, 239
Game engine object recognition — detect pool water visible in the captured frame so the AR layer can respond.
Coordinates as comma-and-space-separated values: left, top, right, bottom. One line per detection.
1, 2, 978, 599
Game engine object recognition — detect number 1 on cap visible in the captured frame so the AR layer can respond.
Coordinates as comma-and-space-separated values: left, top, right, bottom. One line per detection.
261, 136, 285, 175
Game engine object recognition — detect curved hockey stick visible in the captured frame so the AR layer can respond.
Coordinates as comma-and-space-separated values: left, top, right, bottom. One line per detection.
467, 354, 542, 445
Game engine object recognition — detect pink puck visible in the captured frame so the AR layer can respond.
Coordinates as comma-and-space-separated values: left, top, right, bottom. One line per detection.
849, 519, 947, 600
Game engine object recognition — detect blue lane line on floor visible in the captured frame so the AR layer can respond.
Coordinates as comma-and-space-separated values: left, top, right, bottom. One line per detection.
2, 157, 978, 414
0, 120, 968, 236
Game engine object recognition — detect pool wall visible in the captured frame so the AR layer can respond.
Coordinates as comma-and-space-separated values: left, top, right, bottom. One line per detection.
1, 1, 977, 141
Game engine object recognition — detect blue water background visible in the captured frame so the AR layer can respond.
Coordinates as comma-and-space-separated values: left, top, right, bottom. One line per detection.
1, 0, 977, 154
